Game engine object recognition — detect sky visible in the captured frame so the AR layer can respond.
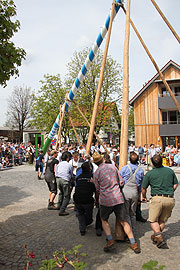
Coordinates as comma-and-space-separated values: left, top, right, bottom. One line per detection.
1, 0, 180, 126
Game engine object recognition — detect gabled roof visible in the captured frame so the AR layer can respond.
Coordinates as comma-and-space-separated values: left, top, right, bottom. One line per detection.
129, 60, 180, 106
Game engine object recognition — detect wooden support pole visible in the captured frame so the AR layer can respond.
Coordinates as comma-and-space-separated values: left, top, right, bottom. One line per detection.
144, 98, 149, 171
85, 1, 116, 156
72, 100, 109, 153
55, 105, 62, 150
69, 115, 81, 147
119, 0, 131, 170
150, 0, 180, 44
122, 6, 180, 113
55, 93, 68, 150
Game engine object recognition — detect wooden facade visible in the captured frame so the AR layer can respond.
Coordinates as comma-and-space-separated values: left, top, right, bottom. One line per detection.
130, 60, 180, 150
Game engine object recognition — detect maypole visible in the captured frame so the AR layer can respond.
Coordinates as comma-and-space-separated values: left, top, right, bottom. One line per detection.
42, 0, 122, 154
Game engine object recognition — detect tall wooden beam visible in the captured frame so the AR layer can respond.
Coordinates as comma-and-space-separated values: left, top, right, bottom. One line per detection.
69, 115, 81, 146
122, 6, 180, 113
151, 0, 180, 44
55, 93, 68, 150
119, 0, 131, 170
72, 100, 109, 153
85, 1, 116, 155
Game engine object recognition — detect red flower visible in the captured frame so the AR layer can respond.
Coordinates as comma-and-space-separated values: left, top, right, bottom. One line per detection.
29, 262, 32, 266
29, 252, 35, 259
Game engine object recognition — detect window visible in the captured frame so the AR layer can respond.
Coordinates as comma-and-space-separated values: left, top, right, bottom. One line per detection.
161, 87, 167, 96
162, 111, 167, 124
174, 86, 180, 96
169, 111, 177, 124
162, 110, 178, 124
178, 112, 180, 124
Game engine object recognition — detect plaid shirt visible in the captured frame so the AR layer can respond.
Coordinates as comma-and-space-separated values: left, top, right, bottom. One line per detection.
93, 163, 124, 207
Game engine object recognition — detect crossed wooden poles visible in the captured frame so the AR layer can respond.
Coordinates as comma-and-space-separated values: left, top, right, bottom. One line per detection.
55, 0, 180, 170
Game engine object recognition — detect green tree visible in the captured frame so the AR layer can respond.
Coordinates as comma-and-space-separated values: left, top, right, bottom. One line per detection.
6, 86, 33, 141
30, 74, 70, 141
0, 0, 26, 87
31, 48, 122, 144
65, 47, 122, 139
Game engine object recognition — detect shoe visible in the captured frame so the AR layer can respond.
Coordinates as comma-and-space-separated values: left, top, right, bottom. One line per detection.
151, 234, 157, 245
96, 228, 102, 237
155, 235, 166, 248
38, 175, 41, 180
136, 216, 147, 222
59, 211, 69, 216
103, 239, 115, 252
129, 243, 141, 254
80, 231, 86, 236
48, 203, 59, 210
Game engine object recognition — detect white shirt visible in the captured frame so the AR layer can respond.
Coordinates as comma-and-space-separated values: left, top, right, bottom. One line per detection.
69, 159, 79, 175
148, 148, 156, 159
55, 161, 73, 181
57, 152, 62, 162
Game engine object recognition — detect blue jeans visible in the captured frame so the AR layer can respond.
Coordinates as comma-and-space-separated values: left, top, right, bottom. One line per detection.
56, 177, 71, 213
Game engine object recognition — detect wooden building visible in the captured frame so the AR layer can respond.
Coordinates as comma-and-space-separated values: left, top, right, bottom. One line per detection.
129, 60, 180, 151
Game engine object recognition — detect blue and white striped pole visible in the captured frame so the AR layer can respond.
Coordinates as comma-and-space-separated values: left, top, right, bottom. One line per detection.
43, 0, 122, 153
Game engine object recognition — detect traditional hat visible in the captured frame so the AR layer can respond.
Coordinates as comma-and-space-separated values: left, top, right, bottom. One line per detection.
93, 152, 103, 164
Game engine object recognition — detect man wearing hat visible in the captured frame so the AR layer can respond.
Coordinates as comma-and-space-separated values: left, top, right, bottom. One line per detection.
92, 152, 140, 253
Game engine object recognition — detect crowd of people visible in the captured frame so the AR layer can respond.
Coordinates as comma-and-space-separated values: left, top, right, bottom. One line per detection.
34, 141, 178, 253
0, 142, 35, 169
1, 140, 178, 252
129, 143, 180, 167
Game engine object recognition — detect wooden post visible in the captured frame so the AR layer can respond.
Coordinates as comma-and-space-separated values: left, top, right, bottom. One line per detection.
69, 115, 81, 146
122, 6, 180, 113
55, 105, 62, 150
144, 98, 149, 171
85, 1, 116, 156
55, 93, 68, 150
151, 0, 180, 44
119, 0, 131, 170
72, 100, 109, 153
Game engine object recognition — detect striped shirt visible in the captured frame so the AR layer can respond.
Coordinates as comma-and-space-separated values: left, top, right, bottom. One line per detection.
93, 163, 124, 207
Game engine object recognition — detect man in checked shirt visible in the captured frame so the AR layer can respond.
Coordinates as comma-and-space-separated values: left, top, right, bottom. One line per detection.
93, 152, 140, 253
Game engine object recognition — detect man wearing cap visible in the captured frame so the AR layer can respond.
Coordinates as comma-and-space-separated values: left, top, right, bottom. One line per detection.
142, 154, 178, 248
44, 150, 59, 210
93, 152, 140, 253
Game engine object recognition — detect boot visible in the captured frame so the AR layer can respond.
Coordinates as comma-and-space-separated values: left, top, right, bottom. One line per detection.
155, 234, 166, 248
129, 243, 141, 254
151, 234, 157, 244
48, 202, 58, 210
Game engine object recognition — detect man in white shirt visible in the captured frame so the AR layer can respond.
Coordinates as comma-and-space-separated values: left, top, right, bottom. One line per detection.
69, 151, 79, 177
55, 152, 73, 216
129, 143, 135, 154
